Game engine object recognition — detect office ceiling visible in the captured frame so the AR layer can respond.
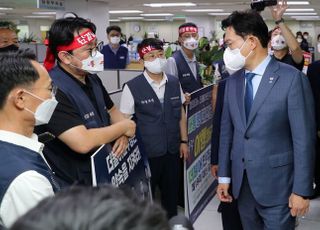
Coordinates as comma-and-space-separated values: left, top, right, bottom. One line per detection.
0, 0, 319, 21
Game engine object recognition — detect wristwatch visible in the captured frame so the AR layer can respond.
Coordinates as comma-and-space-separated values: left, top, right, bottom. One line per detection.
275, 18, 284, 25
180, 140, 188, 144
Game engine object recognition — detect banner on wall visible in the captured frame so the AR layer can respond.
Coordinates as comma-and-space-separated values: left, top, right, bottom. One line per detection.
185, 85, 218, 224
91, 136, 152, 201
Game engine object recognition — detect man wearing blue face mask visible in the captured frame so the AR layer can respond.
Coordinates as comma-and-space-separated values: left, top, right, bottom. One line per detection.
101, 25, 129, 69
164, 22, 203, 104
217, 10, 315, 230
0, 50, 59, 228
38, 15, 136, 188
120, 38, 188, 218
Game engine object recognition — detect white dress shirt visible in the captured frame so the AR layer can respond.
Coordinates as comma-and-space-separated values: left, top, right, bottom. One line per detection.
218, 55, 272, 184
120, 71, 185, 115
0, 130, 54, 227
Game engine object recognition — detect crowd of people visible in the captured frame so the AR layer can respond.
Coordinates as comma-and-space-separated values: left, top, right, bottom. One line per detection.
0, 0, 319, 230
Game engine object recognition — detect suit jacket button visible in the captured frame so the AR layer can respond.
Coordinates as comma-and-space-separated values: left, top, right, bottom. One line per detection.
242, 158, 245, 162
244, 135, 249, 140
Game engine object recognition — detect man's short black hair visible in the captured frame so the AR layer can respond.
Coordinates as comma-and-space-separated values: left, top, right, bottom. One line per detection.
48, 15, 96, 60
137, 38, 163, 59
11, 185, 170, 230
221, 10, 269, 48
106, 25, 121, 34
0, 50, 38, 109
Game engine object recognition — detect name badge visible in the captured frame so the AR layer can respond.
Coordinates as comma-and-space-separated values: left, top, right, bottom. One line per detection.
84, 111, 95, 120
182, 73, 190, 78
170, 96, 180, 100
141, 98, 155, 104
119, 56, 125, 59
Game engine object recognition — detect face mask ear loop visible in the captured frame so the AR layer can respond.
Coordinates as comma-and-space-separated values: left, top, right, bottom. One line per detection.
239, 38, 253, 59
23, 90, 45, 102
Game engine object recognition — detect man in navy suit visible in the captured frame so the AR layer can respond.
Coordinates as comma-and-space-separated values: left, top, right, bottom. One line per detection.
217, 10, 316, 230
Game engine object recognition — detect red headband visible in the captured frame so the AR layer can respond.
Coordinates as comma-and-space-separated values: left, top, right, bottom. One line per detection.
179, 26, 198, 36
138, 45, 158, 59
44, 29, 96, 71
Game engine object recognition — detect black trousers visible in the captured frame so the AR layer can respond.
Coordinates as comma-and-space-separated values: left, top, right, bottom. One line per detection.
149, 153, 179, 219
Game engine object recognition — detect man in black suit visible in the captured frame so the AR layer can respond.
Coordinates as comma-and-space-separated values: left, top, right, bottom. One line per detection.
307, 60, 320, 197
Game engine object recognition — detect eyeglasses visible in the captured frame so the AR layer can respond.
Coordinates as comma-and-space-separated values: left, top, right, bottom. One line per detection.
89, 41, 104, 57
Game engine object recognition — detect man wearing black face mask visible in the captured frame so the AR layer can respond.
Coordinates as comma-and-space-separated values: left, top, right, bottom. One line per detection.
0, 21, 19, 52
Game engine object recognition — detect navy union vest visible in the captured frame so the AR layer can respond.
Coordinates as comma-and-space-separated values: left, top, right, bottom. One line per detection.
126, 74, 181, 158
47, 66, 112, 186
0, 141, 59, 204
101, 45, 128, 69
173, 50, 203, 93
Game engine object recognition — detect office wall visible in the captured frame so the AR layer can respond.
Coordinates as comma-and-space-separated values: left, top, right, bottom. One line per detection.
111, 20, 184, 43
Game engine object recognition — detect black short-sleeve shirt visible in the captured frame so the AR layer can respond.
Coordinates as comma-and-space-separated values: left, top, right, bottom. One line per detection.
274, 53, 304, 71
35, 66, 114, 187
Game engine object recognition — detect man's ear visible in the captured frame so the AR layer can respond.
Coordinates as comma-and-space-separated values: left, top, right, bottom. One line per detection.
249, 36, 258, 50
11, 89, 26, 110
58, 51, 72, 65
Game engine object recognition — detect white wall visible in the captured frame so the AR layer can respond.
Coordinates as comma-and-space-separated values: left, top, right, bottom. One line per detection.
111, 20, 184, 43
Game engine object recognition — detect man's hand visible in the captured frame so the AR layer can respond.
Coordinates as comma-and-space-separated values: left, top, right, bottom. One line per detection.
289, 193, 310, 217
180, 143, 189, 160
184, 93, 191, 105
217, 183, 233, 203
122, 119, 136, 137
112, 136, 128, 157
270, 0, 288, 21
211, 165, 218, 179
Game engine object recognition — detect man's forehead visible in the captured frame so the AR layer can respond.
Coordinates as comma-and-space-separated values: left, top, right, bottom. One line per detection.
0, 28, 17, 37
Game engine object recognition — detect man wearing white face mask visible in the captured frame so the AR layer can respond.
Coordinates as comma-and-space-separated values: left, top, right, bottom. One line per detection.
269, 0, 304, 71
217, 9, 315, 230
164, 22, 203, 104
0, 50, 59, 228
40, 16, 136, 188
100, 25, 129, 69
120, 38, 188, 218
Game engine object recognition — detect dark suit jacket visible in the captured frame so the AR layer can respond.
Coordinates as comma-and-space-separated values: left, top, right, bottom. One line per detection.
218, 58, 316, 206
307, 60, 320, 131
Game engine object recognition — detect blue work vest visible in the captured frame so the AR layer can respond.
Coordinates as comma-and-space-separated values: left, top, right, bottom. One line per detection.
101, 45, 128, 69
0, 141, 59, 204
47, 66, 112, 186
126, 74, 181, 158
173, 50, 203, 93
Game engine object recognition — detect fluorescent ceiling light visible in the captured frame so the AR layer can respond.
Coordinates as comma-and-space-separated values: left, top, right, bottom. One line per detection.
109, 10, 143, 14
109, 19, 121, 22
284, 12, 317, 15
291, 16, 319, 20
32, 11, 56, 15
0, 7, 13, 10
24, 15, 54, 18
0, 13, 6, 15
119, 17, 144, 20
291, 15, 319, 18
286, 8, 314, 11
286, 1, 310, 5
144, 19, 166, 21
184, 9, 223, 12
208, 13, 231, 16
144, 3, 196, 7
140, 13, 173, 16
